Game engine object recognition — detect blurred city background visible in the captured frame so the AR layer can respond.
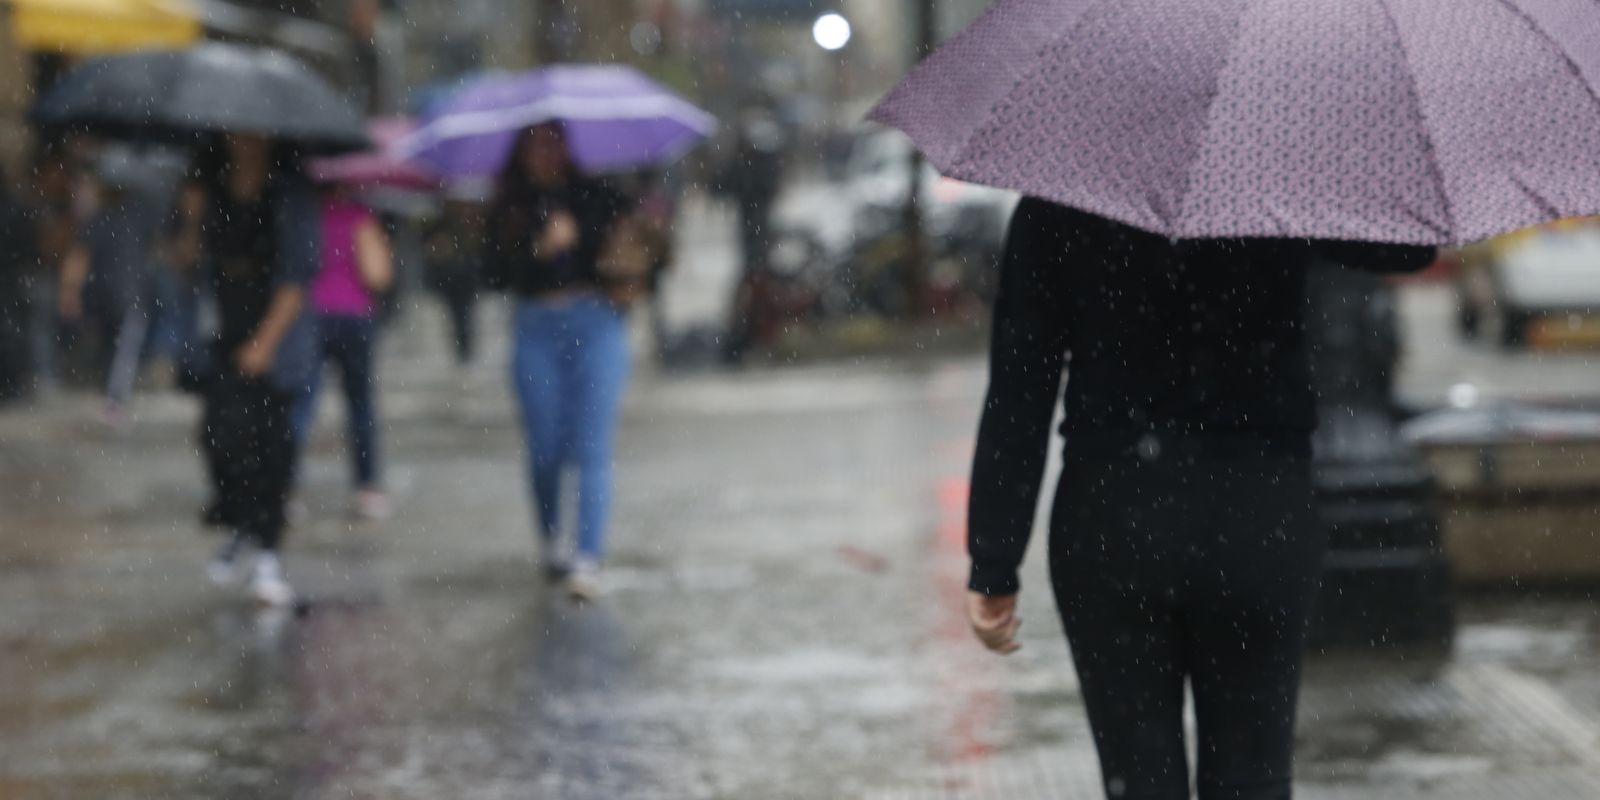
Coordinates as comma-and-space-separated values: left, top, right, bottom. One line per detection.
2, 1, 1600, 798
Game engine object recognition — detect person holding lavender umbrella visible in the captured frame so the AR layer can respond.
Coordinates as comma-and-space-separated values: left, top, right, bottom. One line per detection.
406, 66, 714, 599
872, 1, 1600, 798
485, 123, 633, 601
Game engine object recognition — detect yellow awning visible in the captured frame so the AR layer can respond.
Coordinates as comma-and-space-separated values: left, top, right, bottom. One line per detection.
10, 0, 200, 55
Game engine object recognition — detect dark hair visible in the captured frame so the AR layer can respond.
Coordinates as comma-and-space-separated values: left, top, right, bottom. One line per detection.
188, 133, 303, 197
493, 122, 575, 203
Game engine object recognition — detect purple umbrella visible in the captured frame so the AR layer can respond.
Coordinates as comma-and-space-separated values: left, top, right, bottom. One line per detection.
870, 0, 1600, 246
403, 65, 717, 178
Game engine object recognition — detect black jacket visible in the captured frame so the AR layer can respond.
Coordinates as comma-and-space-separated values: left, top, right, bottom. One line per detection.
484, 177, 627, 298
967, 198, 1436, 595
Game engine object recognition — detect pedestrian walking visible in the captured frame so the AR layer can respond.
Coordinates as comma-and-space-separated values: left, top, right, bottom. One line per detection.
57, 173, 169, 429
727, 106, 784, 277
967, 200, 1432, 799
291, 186, 395, 521
423, 196, 484, 372
870, 1, 1600, 798
19, 147, 79, 397
181, 133, 320, 606
34, 43, 367, 607
486, 123, 633, 600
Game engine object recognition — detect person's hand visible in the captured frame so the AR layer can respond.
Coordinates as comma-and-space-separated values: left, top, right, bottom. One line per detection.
534, 211, 580, 257
234, 338, 274, 377
57, 291, 82, 322
967, 590, 1022, 655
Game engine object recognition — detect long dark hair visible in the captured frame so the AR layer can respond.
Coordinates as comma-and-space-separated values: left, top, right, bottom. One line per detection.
188, 133, 303, 199
487, 123, 583, 256
493, 122, 577, 203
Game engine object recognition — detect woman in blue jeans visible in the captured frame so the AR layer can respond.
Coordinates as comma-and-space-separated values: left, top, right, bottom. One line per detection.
487, 124, 632, 599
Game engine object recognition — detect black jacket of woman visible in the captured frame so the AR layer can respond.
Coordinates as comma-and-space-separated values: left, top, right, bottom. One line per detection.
968, 197, 1436, 596
484, 176, 626, 299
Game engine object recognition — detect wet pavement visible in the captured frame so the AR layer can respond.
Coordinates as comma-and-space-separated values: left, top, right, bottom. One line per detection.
5, 298, 1600, 799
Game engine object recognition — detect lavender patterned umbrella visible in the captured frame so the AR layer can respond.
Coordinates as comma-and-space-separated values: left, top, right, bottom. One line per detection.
403, 66, 717, 178
870, 0, 1600, 246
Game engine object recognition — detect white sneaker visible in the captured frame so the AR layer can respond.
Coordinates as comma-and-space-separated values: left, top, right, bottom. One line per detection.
564, 559, 604, 601
206, 534, 249, 586
249, 553, 297, 607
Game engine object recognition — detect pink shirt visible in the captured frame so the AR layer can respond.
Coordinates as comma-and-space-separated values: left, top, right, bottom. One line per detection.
310, 198, 378, 317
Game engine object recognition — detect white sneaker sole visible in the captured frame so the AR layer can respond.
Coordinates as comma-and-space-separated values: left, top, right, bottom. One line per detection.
564, 577, 603, 601
250, 580, 296, 607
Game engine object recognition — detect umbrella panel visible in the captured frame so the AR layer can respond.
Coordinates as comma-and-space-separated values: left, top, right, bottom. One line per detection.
34, 44, 368, 153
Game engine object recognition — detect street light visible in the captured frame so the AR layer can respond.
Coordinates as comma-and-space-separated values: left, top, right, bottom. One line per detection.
812, 13, 851, 51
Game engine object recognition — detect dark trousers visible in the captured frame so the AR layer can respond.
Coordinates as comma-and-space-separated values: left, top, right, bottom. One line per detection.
1049, 435, 1322, 800
203, 373, 296, 551
442, 284, 476, 365
430, 270, 477, 365
293, 314, 381, 487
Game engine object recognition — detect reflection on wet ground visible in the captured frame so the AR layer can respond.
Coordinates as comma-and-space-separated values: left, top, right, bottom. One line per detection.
3, 356, 1600, 798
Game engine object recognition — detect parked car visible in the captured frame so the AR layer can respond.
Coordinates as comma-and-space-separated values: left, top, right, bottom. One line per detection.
1457, 217, 1600, 347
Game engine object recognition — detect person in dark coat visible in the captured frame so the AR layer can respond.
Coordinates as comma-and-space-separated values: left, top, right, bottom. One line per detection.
423, 195, 485, 371
178, 133, 320, 607
728, 107, 784, 277
965, 197, 1435, 800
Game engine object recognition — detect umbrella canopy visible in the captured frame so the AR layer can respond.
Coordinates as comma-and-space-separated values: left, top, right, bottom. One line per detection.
94, 142, 188, 194
34, 42, 367, 153
403, 65, 717, 177
9, 0, 200, 54
309, 117, 437, 189
870, 0, 1600, 246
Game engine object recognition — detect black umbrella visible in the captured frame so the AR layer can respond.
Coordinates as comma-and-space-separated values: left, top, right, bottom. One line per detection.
34, 42, 367, 154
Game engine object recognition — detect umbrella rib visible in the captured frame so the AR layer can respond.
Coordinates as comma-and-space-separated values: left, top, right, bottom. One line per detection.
404, 95, 717, 152
1372, 0, 1460, 244
1488, 0, 1600, 127
1170, 0, 1258, 239
945, 0, 1123, 179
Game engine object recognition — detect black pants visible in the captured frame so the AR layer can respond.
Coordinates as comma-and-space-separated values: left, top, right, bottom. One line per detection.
431, 273, 477, 365
1049, 434, 1322, 800
202, 373, 296, 551
294, 315, 381, 487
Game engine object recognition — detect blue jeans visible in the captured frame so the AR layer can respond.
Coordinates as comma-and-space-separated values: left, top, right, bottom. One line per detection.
293, 314, 382, 487
512, 295, 631, 561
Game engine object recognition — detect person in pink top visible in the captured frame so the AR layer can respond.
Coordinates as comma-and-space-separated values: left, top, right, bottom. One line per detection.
293, 187, 394, 520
